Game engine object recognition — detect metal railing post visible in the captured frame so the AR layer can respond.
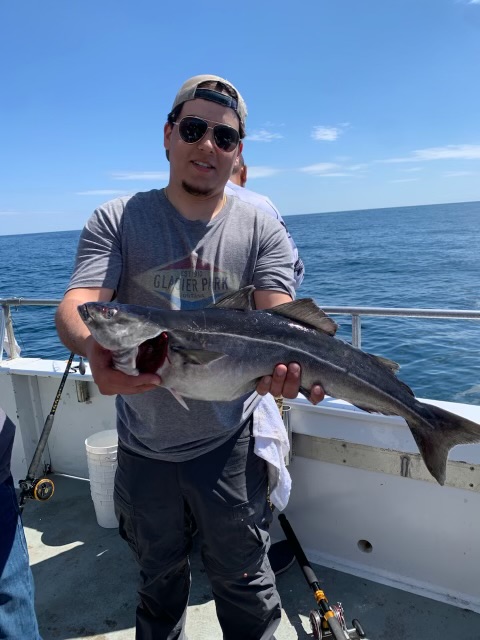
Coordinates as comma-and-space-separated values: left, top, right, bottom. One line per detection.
351, 314, 362, 349
2, 304, 19, 359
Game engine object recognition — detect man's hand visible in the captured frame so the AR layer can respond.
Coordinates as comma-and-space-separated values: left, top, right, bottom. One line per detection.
256, 362, 325, 405
85, 337, 162, 396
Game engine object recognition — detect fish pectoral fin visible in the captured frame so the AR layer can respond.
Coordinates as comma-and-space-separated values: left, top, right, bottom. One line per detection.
113, 348, 139, 376
269, 299, 338, 336
167, 388, 190, 410
209, 286, 256, 310
171, 347, 226, 365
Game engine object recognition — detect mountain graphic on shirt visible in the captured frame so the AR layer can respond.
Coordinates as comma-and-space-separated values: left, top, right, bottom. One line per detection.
133, 252, 240, 309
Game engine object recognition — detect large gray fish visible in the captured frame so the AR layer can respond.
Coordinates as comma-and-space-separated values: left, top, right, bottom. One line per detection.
78, 286, 480, 485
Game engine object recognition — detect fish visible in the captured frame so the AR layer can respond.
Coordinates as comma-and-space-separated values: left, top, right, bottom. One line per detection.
78, 286, 480, 485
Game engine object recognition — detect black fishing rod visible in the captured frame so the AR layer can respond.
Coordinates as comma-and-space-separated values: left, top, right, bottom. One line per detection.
278, 513, 368, 640
18, 352, 82, 511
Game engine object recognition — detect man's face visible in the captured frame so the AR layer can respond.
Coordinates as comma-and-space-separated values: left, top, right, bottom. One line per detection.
164, 98, 242, 198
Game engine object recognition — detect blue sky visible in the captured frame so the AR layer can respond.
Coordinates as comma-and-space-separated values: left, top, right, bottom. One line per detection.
1, 0, 480, 235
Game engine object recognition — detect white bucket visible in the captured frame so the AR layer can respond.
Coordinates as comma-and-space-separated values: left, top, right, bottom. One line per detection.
85, 430, 118, 528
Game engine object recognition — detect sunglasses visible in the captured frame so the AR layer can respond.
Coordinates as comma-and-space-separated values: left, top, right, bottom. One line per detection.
173, 116, 240, 152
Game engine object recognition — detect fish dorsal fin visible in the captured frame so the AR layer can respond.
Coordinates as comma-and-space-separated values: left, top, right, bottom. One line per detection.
210, 286, 256, 310
269, 299, 339, 336
364, 352, 414, 395
371, 354, 401, 374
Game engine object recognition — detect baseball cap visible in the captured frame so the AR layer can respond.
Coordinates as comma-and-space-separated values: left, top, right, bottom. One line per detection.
171, 74, 247, 130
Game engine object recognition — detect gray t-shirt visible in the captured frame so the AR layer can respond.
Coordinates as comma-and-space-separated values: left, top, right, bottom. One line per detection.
68, 189, 294, 461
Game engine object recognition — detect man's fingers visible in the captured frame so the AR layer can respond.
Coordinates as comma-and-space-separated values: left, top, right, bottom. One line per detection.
256, 375, 273, 396
280, 363, 301, 399
308, 384, 325, 405
256, 363, 299, 398
93, 369, 162, 396
255, 362, 325, 405
268, 364, 289, 397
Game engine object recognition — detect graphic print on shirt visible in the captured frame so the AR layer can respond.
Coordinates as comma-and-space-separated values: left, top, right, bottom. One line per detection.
133, 251, 241, 309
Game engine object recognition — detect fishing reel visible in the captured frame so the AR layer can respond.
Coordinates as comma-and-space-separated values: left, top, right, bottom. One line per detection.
309, 604, 367, 639
19, 475, 55, 506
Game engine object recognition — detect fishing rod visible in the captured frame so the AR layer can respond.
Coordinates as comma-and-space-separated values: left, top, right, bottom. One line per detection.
18, 352, 84, 511
278, 513, 369, 640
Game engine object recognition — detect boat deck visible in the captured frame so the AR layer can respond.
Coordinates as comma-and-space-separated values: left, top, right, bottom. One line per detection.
23, 474, 480, 640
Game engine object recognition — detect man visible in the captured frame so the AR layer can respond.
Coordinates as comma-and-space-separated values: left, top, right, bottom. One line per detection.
226, 154, 305, 289
0, 407, 42, 640
55, 74, 323, 640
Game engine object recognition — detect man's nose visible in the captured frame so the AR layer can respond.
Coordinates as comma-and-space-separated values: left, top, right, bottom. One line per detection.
197, 127, 216, 151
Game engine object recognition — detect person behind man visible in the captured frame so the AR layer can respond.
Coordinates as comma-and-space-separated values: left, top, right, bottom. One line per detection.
226, 154, 305, 289
230, 151, 248, 187
0, 407, 42, 640
55, 74, 324, 640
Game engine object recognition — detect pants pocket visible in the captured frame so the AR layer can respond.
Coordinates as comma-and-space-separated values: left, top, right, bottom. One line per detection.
113, 489, 140, 561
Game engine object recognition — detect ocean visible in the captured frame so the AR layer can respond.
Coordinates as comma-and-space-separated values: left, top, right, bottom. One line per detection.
1, 200, 480, 405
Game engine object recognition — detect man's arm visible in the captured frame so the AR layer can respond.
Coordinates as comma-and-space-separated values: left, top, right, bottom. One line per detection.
254, 290, 324, 405
55, 288, 161, 396
56, 287, 113, 356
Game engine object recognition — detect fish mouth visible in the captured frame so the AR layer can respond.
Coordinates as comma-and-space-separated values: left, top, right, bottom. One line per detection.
136, 333, 169, 374
78, 303, 119, 323
78, 304, 91, 322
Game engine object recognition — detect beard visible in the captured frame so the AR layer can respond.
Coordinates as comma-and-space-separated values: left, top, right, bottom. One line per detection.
181, 180, 214, 197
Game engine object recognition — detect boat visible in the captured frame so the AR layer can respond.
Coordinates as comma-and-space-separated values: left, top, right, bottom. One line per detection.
1, 297, 480, 639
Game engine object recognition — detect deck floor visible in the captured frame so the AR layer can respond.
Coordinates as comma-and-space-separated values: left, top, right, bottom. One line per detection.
22, 475, 480, 640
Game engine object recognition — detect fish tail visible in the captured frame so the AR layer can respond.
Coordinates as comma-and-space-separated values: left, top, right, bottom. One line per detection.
407, 402, 480, 485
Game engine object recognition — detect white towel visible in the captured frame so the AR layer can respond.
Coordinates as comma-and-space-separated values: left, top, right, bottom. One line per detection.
253, 395, 292, 511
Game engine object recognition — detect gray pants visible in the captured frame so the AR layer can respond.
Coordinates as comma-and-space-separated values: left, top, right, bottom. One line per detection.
114, 420, 281, 640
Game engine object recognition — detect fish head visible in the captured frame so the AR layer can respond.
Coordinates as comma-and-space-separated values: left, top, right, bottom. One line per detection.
78, 302, 165, 351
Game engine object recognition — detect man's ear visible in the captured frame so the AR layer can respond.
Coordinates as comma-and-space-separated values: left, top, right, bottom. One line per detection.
164, 122, 172, 152
241, 164, 248, 187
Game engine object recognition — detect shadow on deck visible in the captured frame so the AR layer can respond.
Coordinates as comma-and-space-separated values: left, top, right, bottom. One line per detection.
22, 475, 480, 640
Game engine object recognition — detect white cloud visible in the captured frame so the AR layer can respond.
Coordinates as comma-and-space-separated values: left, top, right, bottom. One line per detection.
311, 126, 341, 142
299, 162, 340, 174
261, 121, 285, 128
444, 171, 476, 177
347, 163, 369, 172
111, 171, 169, 180
401, 167, 423, 172
76, 189, 127, 196
390, 178, 419, 183
246, 166, 281, 179
247, 130, 283, 142
316, 173, 350, 178
299, 161, 366, 178
383, 144, 480, 163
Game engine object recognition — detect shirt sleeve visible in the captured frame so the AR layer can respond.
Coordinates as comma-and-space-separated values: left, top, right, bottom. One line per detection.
253, 215, 296, 299
67, 200, 124, 292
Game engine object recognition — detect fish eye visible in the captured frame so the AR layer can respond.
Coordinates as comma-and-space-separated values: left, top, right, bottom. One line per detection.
101, 306, 117, 319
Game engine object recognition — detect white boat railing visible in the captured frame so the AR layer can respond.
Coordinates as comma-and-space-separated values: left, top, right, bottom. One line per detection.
2, 297, 480, 359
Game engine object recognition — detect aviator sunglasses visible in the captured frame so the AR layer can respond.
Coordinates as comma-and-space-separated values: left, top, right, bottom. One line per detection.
173, 116, 240, 152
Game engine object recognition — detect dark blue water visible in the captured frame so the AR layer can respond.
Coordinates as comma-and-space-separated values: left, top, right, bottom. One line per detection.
1, 201, 480, 404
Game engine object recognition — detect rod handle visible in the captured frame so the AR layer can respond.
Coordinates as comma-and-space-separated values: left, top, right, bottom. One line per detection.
278, 513, 320, 588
